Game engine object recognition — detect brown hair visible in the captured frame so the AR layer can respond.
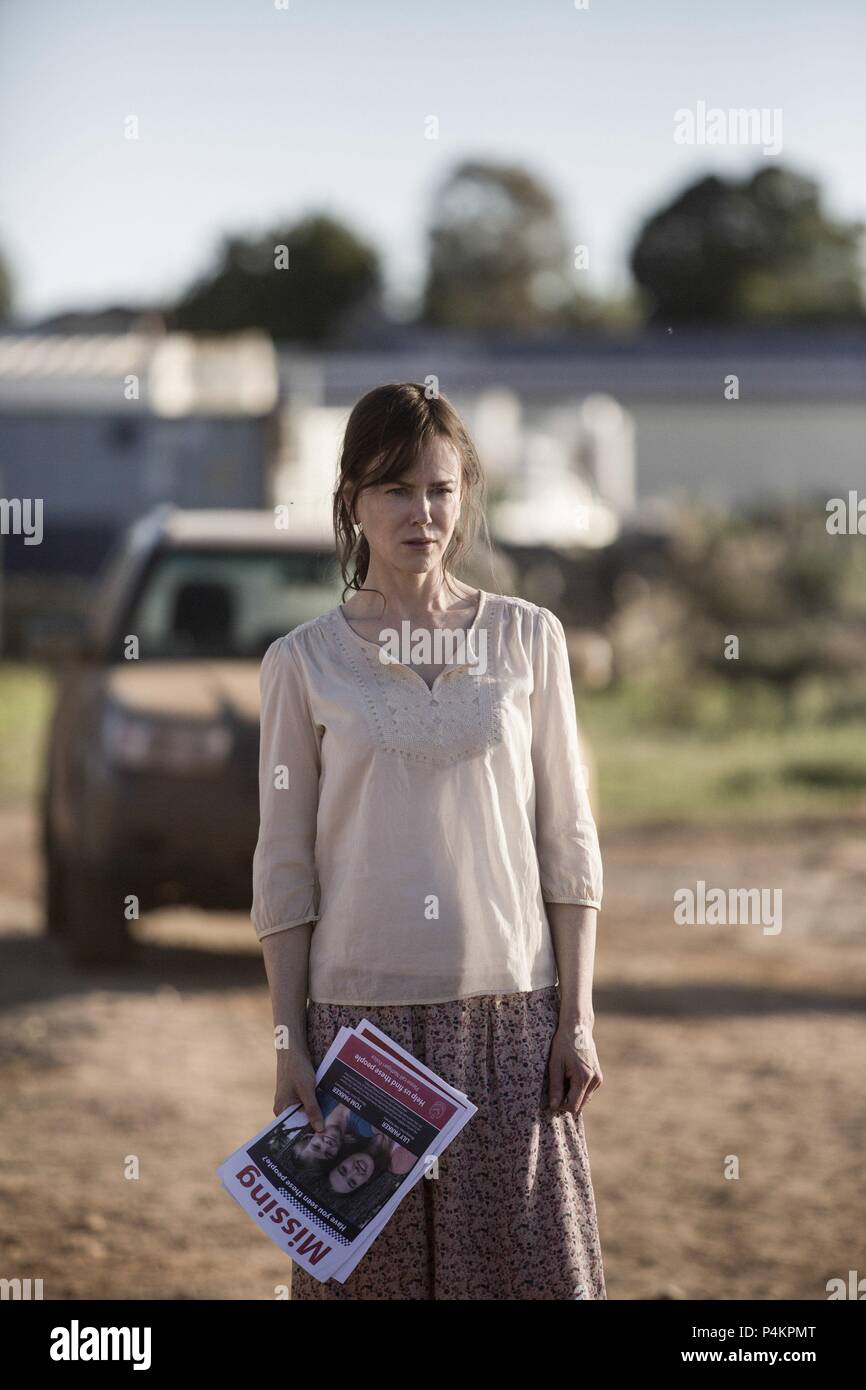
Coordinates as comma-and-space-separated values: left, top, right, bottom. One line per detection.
332, 382, 494, 606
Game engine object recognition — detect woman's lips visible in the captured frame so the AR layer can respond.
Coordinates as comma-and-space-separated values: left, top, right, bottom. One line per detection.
404, 538, 435, 545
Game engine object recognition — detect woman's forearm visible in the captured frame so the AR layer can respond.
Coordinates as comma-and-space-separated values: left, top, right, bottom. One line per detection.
545, 903, 598, 1036
260, 922, 315, 1054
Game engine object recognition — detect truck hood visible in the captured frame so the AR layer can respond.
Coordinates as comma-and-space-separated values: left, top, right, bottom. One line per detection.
105, 661, 261, 723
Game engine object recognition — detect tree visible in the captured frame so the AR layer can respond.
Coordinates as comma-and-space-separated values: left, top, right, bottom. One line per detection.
0, 245, 14, 323
420, 160, 587, 333
170, 213, 382, 344
630, 165, 865, 325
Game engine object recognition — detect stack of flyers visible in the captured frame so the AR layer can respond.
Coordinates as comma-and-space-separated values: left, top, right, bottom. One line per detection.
216, 1018, 477, 1284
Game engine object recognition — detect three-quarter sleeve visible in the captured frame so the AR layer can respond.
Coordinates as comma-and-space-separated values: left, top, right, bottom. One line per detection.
529, 606, 603, 910
251, 634, 322, 940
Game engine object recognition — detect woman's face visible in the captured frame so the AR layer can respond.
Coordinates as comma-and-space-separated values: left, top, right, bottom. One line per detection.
299, 1127, 340, 1160
328, 1150, 375, 1193
352, 437, 462, 577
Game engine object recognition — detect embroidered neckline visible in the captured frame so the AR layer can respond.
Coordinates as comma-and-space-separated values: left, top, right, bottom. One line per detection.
326, 593, 502, 768
334, 589, 488, 698
335, 589, 487, 663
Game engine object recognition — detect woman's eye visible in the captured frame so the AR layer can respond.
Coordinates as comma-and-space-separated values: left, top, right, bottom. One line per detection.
386, 486, 451, 495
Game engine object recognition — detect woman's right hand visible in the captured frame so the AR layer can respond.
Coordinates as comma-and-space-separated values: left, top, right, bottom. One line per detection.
274, 1049, 326, 1132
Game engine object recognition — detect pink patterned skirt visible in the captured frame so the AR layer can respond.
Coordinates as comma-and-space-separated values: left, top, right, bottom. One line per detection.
290, 984, 606, 1301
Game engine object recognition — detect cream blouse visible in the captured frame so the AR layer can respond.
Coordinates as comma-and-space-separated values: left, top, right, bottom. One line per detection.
251, 589, 603, 1005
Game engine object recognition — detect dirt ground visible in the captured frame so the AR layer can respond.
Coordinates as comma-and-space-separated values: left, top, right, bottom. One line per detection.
0, 802, 863, 1301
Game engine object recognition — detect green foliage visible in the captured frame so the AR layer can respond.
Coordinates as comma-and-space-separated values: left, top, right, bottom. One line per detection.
0, 664, 55, 801
420, 159, 591, 332
630, 165, 865, 325
661, 500, 866, 699
579, 679, 866, 828
0, 244, 13, 321
582, 497, 866, 824
171, 213, 382, 344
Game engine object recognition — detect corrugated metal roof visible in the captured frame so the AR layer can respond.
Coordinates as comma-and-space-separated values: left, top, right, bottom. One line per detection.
0, 331, 279, 415
282, 336, 866, 403
1, 329, 864, 409
0, 332, 153, 378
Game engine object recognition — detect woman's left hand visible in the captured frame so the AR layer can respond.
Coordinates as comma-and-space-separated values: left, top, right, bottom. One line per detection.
547, 1025, 603, 1117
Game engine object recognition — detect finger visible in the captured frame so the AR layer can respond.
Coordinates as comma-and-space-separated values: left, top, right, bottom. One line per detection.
302, 1090, 326, 1132
548, 1058, 565, 1111
576, 1075, 601, 1116
566, 1070, 589, 1115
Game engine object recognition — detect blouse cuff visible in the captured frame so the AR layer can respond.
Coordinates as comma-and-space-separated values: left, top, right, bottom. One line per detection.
544, 897, 601, 910
253, 913, 320, 940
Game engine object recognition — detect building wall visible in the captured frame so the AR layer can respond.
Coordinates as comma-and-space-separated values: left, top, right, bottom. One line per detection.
0, 412, 272, 573
630, 402, 866, 508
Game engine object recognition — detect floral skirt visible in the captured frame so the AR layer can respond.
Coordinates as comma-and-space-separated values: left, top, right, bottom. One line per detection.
290, 984, 606, 1301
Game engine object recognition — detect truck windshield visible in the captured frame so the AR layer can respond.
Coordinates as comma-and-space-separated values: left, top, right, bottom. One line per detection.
119, 547, 344, 659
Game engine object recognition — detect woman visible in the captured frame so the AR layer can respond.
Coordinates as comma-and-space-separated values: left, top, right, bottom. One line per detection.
267, 1099, 373, 1178
319, 1100, 416, 1179
252, 382, 606, 1300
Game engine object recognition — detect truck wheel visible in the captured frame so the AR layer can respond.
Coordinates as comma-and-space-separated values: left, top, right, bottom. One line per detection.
64, 865, 134, 967
43, 841, 71, 937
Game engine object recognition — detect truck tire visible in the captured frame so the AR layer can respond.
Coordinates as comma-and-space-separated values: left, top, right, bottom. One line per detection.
43, 840, 71, 938
64, 864, 134, 967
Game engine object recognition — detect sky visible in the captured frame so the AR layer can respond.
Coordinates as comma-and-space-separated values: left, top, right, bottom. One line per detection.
1, 0, 864, 323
